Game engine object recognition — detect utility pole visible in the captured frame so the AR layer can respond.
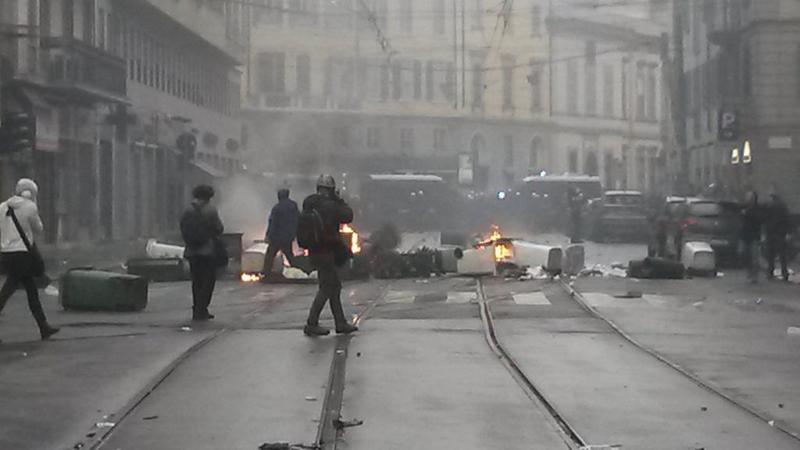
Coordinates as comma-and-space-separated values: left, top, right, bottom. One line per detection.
672, 0, 689, 195
453, 0, 458, 109
461, 0, 466, 109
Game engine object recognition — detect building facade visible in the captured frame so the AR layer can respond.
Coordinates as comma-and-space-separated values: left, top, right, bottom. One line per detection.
682, 0, 800, 210
0, 0, 248, 244
244, 0, 667, 197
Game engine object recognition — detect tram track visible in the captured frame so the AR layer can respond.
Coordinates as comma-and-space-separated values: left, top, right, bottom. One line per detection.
476, 278, 587, 450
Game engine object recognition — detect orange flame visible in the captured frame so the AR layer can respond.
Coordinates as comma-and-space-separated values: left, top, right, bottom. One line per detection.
479, 225, 514, 262
340, 224, 362, 255
241, 273, 263, 283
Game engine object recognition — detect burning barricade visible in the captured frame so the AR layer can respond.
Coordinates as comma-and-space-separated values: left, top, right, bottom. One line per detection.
457, 226, 564, 277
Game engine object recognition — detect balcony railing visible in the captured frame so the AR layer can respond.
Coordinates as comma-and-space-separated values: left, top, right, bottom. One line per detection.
42, 37, 127, 101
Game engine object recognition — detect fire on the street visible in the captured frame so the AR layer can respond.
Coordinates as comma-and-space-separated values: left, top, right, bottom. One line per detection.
241, 273, 263, 283
478, 225, 514, 263
341, 224, 362, 254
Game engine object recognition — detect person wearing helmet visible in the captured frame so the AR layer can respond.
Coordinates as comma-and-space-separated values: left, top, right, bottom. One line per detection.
301, 174, 357, 336
262, 188, 301, 279
0, 178, 60, 340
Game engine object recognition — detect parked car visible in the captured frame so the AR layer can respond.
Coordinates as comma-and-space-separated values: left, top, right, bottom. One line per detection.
665, 198, 742, 265
588, 191, 650, 242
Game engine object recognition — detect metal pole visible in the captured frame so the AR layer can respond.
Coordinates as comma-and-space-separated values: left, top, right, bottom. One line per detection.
461, 0, 466, 108
453, 0, 458, 109
672, 0, 689, 195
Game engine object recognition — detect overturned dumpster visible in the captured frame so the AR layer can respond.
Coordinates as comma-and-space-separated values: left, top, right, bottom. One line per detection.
61, 269, 148, 312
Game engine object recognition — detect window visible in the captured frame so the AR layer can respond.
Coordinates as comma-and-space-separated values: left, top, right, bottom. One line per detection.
444, 63, 456, 102
566, 60, 578, 114
380, 63, 390, 100
392, 61, 403, 99
433, 0, 446, 34
413, 60, 423, 100
568, 150, 578, 173
400, 128, 415, 151
367, 127, 381, 149
335, 126, 349, 148
586, 63, 596, 115
504, 135, 514, 167
399, 0, 413, 32
98, 8, 106, 50
297, 54, 311, 94
529, 137, 541, 168
621, 58, 629, 118
603, 64, 614, 117
258, 52, 286, 94
636, 64, 645, 120
472, 0, 483, 29
530, 5, 541, 35
434, 129, 447, 151
646, 66, 656, 120
426, 61, 435, 101
472, 62, 484, 110
742, 45, 752, 97
585, 41, 596, 66
82, 0, 95, 44
529, 60, 543, 112
259, 0, 284, 25
502, 56, 514, 111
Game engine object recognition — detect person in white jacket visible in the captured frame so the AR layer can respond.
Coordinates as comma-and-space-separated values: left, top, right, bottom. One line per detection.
0, 178, 59, 340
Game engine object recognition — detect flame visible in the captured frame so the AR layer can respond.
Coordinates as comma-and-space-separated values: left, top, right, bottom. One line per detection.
478, 225, 514, 262
241, 273, 263, 283
340, 224, 362, 254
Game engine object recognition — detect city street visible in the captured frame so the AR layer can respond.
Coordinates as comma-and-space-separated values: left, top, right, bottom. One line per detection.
1, 239, 799, 450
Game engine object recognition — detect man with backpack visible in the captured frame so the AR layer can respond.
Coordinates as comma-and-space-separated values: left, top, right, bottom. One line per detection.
298, 174, 358, 336
180, 185, 225, 321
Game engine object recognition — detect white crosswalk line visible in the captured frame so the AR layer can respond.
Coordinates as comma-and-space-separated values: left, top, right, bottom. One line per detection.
384, 291, 417, 304
446, 292, 477, 304
512, 292, 551, 305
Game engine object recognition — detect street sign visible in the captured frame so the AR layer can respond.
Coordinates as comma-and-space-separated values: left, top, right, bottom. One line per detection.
718, 110, 738, 141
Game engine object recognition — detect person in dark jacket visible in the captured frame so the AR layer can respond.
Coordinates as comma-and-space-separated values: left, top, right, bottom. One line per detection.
302, 174, 358, 336
740, 191, 762, 283
765, 193, 791, 281
180, 185, 224, 321
0, 179, 59, 340
262, 188, 300, 278
567, 187, 585, 244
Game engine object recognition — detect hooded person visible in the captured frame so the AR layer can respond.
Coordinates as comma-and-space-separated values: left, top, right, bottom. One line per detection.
262, 188, 301, 279
0, 178, 60, 340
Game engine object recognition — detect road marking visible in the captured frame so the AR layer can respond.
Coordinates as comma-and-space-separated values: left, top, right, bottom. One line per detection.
446, 292, 477, 304
513, 292, 551, 305
384, 291, 417, 304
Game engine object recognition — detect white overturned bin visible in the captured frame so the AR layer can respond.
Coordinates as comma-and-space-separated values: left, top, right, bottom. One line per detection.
513, 241, 563, 274
682, 241, 715, 275
562, 244, 585, 276
457, 247, 495, 275
146, 239, 185, 259
242, 243, 284, 275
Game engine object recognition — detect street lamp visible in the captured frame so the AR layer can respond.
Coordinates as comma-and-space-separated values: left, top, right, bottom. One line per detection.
731, 148, 740, 165
742, 140, 752, 164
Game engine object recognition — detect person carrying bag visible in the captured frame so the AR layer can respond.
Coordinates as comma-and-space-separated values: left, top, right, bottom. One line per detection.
0, 178, 60, 340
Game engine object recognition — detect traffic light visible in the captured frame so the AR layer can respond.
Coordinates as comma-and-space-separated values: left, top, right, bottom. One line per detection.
0, 111, 36, 154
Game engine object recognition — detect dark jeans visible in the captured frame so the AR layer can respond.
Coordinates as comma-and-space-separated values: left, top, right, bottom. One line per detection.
766, 236, 789, 280
306, 251, 346, 327
189, 256, 217, 318
263, 240, 299, 274
742, 240, 760, 281
0, 252, 49, 332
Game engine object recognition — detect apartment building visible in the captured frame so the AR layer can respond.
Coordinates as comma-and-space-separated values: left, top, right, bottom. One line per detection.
682, 0, 800, 210
0, 0, 247, 243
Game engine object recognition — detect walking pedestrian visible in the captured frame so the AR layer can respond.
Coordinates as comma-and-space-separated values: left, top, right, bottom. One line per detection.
765, 193, 791, 281
180, 185, 225, 321
567, 187, 585, 244
0, 178, 60, 340
300, 174, 358, 336
262, 188, 301, 280
740, 191, 762, 284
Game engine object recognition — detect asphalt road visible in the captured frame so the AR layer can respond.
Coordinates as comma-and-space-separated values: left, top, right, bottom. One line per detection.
0, 238, 798, 449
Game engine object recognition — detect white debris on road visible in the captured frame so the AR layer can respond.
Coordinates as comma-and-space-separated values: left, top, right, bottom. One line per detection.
579, 263, 628, 278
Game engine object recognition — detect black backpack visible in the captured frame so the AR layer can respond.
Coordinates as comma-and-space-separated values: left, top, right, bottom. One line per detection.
297, 208, 325, 250
181, 207, 211, 246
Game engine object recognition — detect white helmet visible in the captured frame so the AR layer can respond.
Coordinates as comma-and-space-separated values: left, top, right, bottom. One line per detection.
317, 174, 336, 190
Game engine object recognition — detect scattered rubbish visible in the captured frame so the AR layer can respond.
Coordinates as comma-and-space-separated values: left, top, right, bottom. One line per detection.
524, 266, 549, 280
701, 406, 708, 412
44, 285, 59, 296
415, 279, 430, 283
284, 268, 316, 280
95, 422, 115, 428
769, 420, 776, 427
333, 418, 364, 430
142, 415, 159, 421
692, 301, 704, 308
579, 264, 627, 278
610, 262, 626, 270
717, 272, 725, 277
304, 396, 317, 402
787, 327, 800, 336
180, 326, 192, 332
755, 298, 763, 305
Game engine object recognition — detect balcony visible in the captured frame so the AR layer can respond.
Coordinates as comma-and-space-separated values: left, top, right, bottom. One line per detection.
42, 37, 127, 103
